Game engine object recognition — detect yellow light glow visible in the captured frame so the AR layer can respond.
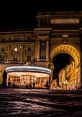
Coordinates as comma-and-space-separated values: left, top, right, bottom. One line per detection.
7, 71, 50, 77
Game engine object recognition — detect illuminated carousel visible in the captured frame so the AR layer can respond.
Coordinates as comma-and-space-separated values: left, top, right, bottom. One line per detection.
6, 66, 51, 88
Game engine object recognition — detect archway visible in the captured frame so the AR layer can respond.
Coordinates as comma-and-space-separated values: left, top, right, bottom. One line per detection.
51, 44, 80, 90
52, 53, 74, 85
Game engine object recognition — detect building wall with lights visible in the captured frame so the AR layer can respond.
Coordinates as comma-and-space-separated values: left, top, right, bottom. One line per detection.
0, 11, 82, 89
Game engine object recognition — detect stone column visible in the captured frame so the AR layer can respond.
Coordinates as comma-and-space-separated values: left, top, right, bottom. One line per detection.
6, 45, 11, 63
46, 40, 49, 61
49, 63, 54, 89
35, 40, 40, 61
20, 45, 23, 63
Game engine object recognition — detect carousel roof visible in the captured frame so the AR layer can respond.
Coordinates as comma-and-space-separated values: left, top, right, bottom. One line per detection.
6, 66, 51, 75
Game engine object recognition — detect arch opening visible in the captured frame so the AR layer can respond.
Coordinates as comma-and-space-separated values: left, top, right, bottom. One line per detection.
51, 45, 80, 90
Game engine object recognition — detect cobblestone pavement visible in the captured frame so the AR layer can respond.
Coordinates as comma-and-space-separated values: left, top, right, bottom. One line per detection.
0, 88, 82, 117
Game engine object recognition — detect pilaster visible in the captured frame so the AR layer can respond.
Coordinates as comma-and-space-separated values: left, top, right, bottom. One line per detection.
46, 40, 49, 61
35, 40, 40, 61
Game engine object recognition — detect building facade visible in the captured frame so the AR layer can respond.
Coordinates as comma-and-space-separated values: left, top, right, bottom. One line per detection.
0, 11, 82, 89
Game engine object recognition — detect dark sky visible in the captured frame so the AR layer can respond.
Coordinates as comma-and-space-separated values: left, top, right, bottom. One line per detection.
0, 0, 81, 31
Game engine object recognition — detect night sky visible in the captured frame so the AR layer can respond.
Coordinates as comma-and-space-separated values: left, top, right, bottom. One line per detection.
0, 0, 81, 31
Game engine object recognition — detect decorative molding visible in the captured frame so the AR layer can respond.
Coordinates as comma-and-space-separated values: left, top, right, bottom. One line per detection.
50, 19, 80, 24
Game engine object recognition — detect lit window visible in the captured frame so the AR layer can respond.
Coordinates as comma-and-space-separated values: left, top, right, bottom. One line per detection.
14, 48, 17, 51
62, 34, 68, 37
20, 46, 22, 48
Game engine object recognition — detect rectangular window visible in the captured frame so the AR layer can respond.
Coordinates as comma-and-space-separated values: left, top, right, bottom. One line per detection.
40, 53, 46, 59
0, 54, 5, 61
28, 47, 31, 51
27, 56, 31, 62
40, 41, 46, 50
13, 57, 17, 61
40, 41, 46, 60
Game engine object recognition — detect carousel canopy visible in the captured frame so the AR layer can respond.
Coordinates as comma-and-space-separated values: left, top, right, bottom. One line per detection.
6, 66, 51, 75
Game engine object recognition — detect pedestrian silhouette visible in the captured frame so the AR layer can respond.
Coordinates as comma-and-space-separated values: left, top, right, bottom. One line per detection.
2, 70, 7, 88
